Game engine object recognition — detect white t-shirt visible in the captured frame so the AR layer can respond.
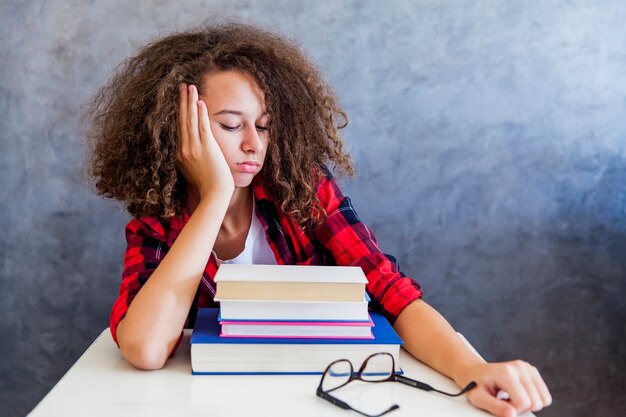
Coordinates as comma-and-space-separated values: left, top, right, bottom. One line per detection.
214, 200, 277, 266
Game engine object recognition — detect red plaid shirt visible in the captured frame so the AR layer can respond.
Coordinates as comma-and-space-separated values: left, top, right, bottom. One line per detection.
110, 173, 422, 346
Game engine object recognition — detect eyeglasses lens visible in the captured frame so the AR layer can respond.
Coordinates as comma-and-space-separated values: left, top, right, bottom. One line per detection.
322, 360, 352, 391
360, 354, 394, 382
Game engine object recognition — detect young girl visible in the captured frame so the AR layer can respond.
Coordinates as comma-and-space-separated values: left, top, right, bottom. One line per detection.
87, 22, 551, 417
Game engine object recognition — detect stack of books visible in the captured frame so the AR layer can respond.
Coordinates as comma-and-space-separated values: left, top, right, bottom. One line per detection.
190, 264, 403, 375
217, 264, 373, 338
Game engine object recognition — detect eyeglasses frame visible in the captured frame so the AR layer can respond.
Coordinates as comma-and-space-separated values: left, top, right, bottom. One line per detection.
316, 352, 477, 417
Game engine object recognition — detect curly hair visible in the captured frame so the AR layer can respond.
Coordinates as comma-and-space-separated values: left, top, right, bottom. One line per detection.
85, 21, 354, 225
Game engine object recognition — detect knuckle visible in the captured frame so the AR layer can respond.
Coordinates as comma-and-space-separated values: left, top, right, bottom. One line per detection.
503, 363, 517, 377
518, 398, 531, 411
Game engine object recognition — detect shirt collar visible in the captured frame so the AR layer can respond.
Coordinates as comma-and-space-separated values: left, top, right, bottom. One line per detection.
252, 175, 272, 202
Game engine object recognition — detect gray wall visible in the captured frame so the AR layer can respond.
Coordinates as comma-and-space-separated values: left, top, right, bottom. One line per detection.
1, 1, 624, 416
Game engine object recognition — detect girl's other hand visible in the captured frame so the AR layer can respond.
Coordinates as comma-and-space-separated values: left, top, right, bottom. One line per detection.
459, 360, 552, 417
177, 83, 234, 198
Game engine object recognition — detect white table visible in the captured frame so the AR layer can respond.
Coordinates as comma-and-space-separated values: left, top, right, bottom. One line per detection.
29, 329, 532, 417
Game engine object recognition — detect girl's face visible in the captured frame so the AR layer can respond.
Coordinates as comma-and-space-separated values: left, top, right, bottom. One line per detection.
199, 70, 269, 188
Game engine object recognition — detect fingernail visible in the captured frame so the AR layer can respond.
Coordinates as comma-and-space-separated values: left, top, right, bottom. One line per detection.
188, 85, 194, 93
179, 84, 185, 93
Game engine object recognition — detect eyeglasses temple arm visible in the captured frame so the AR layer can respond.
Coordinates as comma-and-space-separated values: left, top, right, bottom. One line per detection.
317, 388, 400, 417
394, 375, 477, 397
316, 388, 352, 410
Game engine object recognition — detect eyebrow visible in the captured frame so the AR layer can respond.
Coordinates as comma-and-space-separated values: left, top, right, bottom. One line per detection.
212, 109, 268, 117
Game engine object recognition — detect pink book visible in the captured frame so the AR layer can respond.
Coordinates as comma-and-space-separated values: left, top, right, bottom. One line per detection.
220, 315, 374, 339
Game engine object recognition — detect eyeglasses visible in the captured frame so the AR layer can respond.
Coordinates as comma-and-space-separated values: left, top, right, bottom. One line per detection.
316, 352, 477, 417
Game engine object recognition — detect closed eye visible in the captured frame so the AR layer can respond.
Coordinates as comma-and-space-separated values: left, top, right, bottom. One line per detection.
256, 125, 269, 131
220, 124, 240, 132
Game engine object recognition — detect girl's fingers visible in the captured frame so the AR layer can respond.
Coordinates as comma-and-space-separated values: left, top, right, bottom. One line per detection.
463, 361, 552, 416
197, 100, 212, 145
529, 365, 552, 407
518, 363, 543, 412
495, 364, 532, 412
468, 387, 516, 417
187, 84, 200, 145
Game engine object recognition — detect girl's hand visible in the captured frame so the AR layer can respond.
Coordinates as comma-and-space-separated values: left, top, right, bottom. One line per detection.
458, 360, 552, 417
177, 83, 234, 198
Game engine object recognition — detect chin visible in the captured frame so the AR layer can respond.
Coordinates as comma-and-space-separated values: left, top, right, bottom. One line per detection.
233, 175, 256, 188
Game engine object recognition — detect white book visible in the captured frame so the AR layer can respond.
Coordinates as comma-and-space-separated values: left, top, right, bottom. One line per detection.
216, 295, 371, 322
214, 264, 368, 302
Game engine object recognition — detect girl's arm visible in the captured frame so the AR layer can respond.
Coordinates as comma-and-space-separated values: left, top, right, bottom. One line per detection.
116, 84, 234, 370
310, 175, 551, 416
394, 300, 552, 417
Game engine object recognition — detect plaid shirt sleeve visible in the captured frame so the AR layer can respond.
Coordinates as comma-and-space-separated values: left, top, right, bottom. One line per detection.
313, 175, 423, 322
109, 217, 175, 348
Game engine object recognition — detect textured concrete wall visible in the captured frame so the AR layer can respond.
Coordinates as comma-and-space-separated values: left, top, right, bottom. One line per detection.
1, 1, 625, 416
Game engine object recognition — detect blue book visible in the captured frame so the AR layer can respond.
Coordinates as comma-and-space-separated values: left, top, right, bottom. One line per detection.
191, 308, 403, 375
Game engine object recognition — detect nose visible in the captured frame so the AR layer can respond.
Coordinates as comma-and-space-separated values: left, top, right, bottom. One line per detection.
242, 125, 265, 154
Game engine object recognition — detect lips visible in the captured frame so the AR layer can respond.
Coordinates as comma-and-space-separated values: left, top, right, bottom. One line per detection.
236, 161, 261, 173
